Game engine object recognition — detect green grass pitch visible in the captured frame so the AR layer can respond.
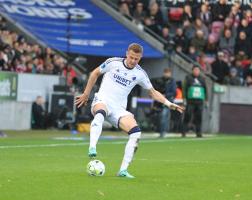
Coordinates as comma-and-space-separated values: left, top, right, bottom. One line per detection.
0, 131, 252, 200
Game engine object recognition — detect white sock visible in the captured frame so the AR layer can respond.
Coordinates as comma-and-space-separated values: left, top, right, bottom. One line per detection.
120, 132, 141, 171
89, 113, 104, 149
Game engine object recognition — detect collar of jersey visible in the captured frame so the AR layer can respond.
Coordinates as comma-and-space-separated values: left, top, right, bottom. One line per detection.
123, 59, 134, 70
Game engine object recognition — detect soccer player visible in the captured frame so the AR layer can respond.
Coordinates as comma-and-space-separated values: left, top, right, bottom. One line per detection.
75, 43, 184, 178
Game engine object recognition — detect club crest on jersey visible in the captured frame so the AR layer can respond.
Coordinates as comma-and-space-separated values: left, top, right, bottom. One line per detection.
132, 76, 136, 81
101, 63, 106, 69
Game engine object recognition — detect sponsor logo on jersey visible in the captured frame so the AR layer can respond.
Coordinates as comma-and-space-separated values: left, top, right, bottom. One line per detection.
113, 73, 132, 86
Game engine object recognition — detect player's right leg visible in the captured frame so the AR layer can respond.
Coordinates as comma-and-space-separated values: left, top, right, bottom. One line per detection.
88, 103, 108, 158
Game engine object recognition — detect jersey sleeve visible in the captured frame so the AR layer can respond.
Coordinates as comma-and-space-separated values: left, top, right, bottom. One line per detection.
138, 70, 153, 90
99, 58, 116, 74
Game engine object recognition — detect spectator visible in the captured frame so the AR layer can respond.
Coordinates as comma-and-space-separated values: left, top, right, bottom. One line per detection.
173, 28, 189, 52
194, 18, 209, 40
32, 96, 46, 129
244, 9, 252, 24
197, 52, 212, 75
212, 0, 230, 21
197, 3, 212, 26
26, 61, 36, 73
44, 62, 55, 74
144, 17, 160, 35
138, 0, 149, 10
219, 29, 236, 55
161, 26, 169, 41
31, 44, 42, 58
233, 59, 244, 83
1, 29, 13, 46
244, 59, 252, 80
32, 58, 42, 72
205, 34, 218, 56
219, 17, 237, 39
42, 47, 54, 61
124, 0, 134, 12
184, 0, 200, 12
182, 4, 194, 22
229, 5, 242, 27
36, 61, 44, 73
223, 67, 242, 86
63, 65, 77, 86
0, 16, 7, 30
235, 50, 249, 62
245, 75, 252, 87
183, 20, 196, 40
4, 45, 15, 62
161, 26, 174, 50
175, 45, 183, 53
211, 51, 229, 84
118, 1, 131, 18
147, 2, 163, 30
190, 30, 207, 53
237, 18, 252, 39
187, 45, 198, 61
0, 51, 8, 70
15, 56, 26, 73
235, 31, 251, 57
132, 2, 146, 24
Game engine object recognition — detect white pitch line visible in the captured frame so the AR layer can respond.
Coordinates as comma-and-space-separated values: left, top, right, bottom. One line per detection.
135, 158, 252, 166
0, 140, 160, 149
0, 137, 216, 149
0, 143, 86, 149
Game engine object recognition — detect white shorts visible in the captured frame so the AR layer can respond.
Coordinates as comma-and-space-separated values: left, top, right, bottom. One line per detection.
91, 93, 133, 128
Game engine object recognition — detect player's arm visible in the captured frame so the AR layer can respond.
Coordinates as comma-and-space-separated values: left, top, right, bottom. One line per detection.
75, 67, 101, 108
148, 88, 185, 113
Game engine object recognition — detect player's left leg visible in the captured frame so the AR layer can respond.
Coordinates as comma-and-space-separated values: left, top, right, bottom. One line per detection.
117, 115, 141, 178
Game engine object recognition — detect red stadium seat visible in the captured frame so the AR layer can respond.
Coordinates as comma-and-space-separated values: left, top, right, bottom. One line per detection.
168, 8, 183, 22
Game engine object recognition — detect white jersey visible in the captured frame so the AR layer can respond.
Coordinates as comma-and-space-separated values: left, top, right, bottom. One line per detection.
96, 57, 153, 109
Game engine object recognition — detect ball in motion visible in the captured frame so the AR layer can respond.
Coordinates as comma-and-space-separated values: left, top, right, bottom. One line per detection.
86, 160, 105, 176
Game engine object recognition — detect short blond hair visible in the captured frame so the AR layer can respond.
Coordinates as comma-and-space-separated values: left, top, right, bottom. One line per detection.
128, 43, 143, 54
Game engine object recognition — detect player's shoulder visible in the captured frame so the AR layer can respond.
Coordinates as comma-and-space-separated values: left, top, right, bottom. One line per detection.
104, 57, 124, 64
134, 64, 149, 78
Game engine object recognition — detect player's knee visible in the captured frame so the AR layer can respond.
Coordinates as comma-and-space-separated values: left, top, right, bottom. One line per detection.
91, 110, 106, 126
128, 126, 141, 151
128, 126, 141, 136
95, 109, 107, 118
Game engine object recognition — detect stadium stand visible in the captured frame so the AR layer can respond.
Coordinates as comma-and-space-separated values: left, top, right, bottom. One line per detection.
110, 0, 252, 87
0, 15, 77, 84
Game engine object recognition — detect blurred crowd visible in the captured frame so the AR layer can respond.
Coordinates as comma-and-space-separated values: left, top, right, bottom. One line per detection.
117, 0, 252, 87
0, 16, 76, 85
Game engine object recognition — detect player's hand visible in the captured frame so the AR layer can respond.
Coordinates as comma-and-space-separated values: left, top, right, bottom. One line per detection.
75, 93, 89, 108
169, 103, 185, 113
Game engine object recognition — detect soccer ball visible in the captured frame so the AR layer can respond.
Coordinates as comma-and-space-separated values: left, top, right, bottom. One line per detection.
86, 160, 105, 176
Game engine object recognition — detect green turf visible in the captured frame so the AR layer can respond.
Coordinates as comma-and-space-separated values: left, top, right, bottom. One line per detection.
0, 131, 252, 200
